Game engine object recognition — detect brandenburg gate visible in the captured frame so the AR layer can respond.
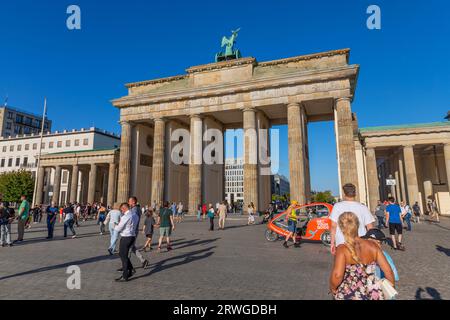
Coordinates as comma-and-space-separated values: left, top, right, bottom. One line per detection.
112, 48, 360, 212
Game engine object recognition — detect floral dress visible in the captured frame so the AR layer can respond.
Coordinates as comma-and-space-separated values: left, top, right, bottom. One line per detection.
334, 262, 384, 300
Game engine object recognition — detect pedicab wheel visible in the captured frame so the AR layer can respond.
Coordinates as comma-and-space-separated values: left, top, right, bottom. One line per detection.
321, 231, 331, 246
265, 230, 279, 242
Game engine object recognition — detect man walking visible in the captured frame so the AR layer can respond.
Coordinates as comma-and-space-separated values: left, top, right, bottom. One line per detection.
330, 183, 375, 255
218, 201, 227, 230
15, 195, 30, 243
63, 203, 77, 239
115, 203, 138, 282
385, 197, 405, 251
105, 203, 122, 255
374, 200, 387, 229
46, 202, 59, 239
128, 197, 149, 269
157, 201, 175, 252
0, 202, 14, 247
412, 201, 421, 223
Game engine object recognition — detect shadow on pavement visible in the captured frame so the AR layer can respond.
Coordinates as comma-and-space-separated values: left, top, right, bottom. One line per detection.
436, 245, 450, 257
0, 254, 117, 281
11, 232, 106, 246
130, 246, 216, 281
173, 238, 220, 250
415, 287, 442, 300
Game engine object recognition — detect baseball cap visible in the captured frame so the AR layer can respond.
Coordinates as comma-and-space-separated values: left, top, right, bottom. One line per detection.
362, 228, 387, 242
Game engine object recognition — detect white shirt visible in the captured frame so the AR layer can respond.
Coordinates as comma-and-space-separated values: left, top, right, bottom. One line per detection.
330, 201, 375, 246
114, 211, 137, 237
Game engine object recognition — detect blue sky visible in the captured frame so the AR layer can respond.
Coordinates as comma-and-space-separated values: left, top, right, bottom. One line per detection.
1, 0, 449, 194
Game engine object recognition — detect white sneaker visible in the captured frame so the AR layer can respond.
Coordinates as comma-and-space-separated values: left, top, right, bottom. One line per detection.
72, 235, 77, 239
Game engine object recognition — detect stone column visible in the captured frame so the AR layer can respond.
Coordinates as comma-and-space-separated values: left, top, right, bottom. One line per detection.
151, 118, 166, 206
304, 118, 311, 203
52, 166, 62, 205
243, 108, 259, 211
117, 121, 132, 203
394, 153, 401, 202
189, 115, 203, 213
87, 163, 97, 204
107, 163, 116, 207
35, 166, 45, 205
287, 103, 306, 205
398, 152, 407, 203
365, 148, 379, 212
403, 145, 419, 205
69, 165, 79, 203
444, 144, 450, 191
335, 98, 359, 198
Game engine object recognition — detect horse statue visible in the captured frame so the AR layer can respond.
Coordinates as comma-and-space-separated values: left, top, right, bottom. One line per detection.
215, 28, 242, 62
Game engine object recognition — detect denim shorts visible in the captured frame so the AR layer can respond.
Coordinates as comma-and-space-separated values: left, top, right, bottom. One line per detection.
287, 220, 297, 233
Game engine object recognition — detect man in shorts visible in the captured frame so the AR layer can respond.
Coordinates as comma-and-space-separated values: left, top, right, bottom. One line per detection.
385, 197, 405, 251
157, 201, 175, 252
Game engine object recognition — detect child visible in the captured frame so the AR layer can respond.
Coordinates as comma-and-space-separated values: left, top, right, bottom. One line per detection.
142, 210, 156, 251
362, 229, 399, 283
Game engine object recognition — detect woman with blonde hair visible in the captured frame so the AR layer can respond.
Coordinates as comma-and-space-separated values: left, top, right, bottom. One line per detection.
329, 212, 395, 300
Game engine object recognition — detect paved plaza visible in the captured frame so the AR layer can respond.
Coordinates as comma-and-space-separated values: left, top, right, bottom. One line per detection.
0, 215, 449, 300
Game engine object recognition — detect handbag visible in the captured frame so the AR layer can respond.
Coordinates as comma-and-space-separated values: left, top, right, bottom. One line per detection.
378, 278, 398, 300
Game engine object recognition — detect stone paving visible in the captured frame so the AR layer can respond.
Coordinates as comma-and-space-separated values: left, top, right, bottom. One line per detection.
0, 214, 449, 300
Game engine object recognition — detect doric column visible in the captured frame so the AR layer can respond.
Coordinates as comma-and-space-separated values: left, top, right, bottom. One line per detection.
151, 118, 166, 206
394, 153, 401, 202
52, 166, 62, 205
334, 98, 359, 198
69, 165, 79, 203
35, 166, 45, 205
243, 108, 259, 211
87, 163, 97, 204
403, 145, 419, 205
107, 163, 117, 207
444, 144, 450, 193
398, 152, 407, 202
188, 115, 203, 213
365, 148, 379, 212
287, 103, 306, 205
117, 121, 132, 203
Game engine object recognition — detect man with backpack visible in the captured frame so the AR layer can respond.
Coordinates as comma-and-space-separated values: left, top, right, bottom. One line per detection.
0, 202, 15, 247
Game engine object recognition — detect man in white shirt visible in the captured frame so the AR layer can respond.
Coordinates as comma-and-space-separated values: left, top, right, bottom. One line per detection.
330, 183, 375, 255
114, 203, 138, 282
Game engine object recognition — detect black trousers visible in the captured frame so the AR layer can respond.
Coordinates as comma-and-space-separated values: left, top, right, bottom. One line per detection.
119, 236, 136, 279
209, 217, 214, 231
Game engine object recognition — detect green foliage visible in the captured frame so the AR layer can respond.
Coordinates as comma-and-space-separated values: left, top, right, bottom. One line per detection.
310, 190, 335, 204
0, 170, 34, 203
272, 194, 289, 202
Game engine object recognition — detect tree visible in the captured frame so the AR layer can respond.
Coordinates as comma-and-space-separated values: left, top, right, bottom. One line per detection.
310, 190, 335, 204
0, 170, 34, 203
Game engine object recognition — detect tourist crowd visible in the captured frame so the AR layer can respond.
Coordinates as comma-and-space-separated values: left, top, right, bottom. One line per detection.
0, 184, 443, 299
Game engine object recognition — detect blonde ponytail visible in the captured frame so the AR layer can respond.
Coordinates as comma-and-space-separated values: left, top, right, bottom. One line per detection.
338, 212, 361, 264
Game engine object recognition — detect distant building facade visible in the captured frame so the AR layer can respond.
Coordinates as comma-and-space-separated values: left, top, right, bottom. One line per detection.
271, 174, 290, 197
356, 113, 450, 216
0, 106, 51, 138
225, 158, 244, 204
0, 127, 120, 205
